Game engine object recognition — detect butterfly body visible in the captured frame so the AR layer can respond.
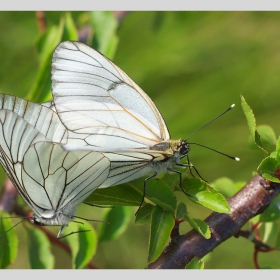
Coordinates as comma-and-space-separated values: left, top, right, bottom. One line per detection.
29, 204, 74, 227
29, 203, 76, 237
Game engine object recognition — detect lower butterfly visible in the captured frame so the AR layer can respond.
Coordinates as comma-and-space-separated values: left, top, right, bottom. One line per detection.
0, 94, 110, 238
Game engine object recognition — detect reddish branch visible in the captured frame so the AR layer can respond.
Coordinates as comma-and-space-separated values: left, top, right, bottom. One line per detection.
147, 175, 280, 269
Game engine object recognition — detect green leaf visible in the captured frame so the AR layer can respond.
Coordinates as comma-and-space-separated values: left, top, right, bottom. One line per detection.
257, 156, 279, 183
61, 12, 78, 42
240, 95, 269, 154
275, 136, 280, 162
250, 125, 277, 152
64, 221, 97, 269
131, 178, 177, 214
28, 12, 78, 103
28, 227, 54, 269
90, 11, 119, 58
85, 184, 143, 206
211, 177, 237, 198
184, 215, 211, 239
28, 25, 62, 103
262, 222, 277, 245
182, 177, 230, 213
275, 232, 280, 249
176, 202, 187, 220
98, 206, 133, 242
0, 211, 18, 268
135, 204, 154, 225
88, 177, 177, 213
185, 257, 204, 269
260, 195, 280, 222
148, 206, 175, 263
35, 25, 60, 63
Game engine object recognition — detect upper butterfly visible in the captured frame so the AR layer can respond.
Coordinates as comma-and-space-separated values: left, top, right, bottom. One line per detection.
51, 41, 239, 205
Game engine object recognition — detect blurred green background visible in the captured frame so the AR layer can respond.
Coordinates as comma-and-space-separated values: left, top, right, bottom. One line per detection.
0, 11, 280, 268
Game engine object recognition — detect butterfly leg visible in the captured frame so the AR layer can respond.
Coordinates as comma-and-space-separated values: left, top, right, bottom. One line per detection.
176, 160, 207, 182
180, 154, 196, 177
57, 225, 66, 239
167, 168, 191, 197
135, 172, 157, 216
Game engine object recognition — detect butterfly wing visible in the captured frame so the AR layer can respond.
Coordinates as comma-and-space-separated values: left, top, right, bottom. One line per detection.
0, 95, 110, 223
101, 149, 168, 188
0, 94, 68, 208
22, 142, 110, 220
63, 144, 169, 189
51, 41, 170, 149
0, 94, 67, 146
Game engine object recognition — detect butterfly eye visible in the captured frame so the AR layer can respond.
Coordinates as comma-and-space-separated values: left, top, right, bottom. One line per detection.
179, 141, 189, 155
31, 218, 43, 226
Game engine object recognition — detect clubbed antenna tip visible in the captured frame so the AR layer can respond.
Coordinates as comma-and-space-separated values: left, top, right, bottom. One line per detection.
186, 103, 236, 141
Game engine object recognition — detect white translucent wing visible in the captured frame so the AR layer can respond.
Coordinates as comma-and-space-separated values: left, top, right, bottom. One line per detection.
0, 94, 67, 145
0, 95, 68, 207
63, 144, 167, 189
101, 150, 159, 188
41, 101, 55, 111
51, 41, 170, 149
21, 142, 110, 219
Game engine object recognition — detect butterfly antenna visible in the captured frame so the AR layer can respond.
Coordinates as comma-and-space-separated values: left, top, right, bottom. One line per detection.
58, 216, 110, 239
0, 218, 25, 238
0, 216, 28, 219
186, 104, 235, 140
187, 142, 240, 161
58, 230, 91, 239
83, 202, 115, 209
72, 220, 84, 225
72, 215, 109, 224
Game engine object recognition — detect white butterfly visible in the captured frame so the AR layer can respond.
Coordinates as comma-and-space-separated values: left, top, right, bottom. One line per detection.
51, 41, 239, 206
0, 94, 110, 237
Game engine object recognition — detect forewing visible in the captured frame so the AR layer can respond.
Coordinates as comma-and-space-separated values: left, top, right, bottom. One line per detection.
21, 142, 110, 218
51, 41, 170, 149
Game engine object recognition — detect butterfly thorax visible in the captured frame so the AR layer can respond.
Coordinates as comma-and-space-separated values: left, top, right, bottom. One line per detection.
149, 139, 190, 174
151, 139, 189, 158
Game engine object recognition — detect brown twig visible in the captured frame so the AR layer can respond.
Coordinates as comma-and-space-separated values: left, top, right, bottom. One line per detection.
147, 175, 280, 269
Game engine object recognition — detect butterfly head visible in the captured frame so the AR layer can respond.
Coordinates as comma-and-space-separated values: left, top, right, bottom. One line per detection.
29, 215, 45, 226
178, 140, 190, 157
